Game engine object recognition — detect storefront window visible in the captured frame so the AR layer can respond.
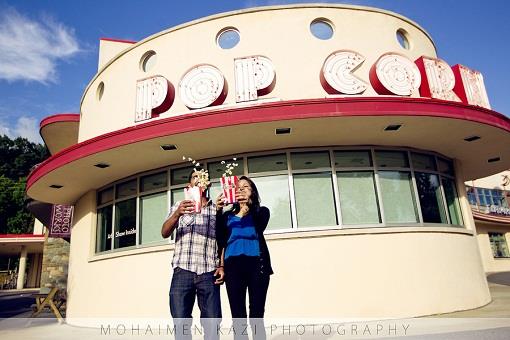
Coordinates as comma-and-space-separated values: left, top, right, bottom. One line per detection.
114, 198, 136, 249
140, 192, 167, 244
294, 172, 337, 227
95, 147, 465, 254
379, 171, 419, 223
443, 178, 463, 226
96, 205, 112, 252
337, 171, 380, 224
375, 150, 409, 168
252, 175, 292, 230
489, 232, 510, 258
415, 172, 447, 223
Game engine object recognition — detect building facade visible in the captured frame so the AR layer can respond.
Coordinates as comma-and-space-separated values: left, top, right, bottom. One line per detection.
26, 4, 510, 325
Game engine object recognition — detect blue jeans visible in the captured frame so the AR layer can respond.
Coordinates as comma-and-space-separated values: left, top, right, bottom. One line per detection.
169, 267, 221, 340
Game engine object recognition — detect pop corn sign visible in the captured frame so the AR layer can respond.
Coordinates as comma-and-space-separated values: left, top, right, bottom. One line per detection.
135, 51, 490, 122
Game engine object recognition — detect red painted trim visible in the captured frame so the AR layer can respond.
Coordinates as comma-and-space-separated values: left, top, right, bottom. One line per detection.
100, 37, 137, 44
40, 113, 80, 129
26, 97, 510, 191
472, 210, 510, 224
0, 234, 44, 239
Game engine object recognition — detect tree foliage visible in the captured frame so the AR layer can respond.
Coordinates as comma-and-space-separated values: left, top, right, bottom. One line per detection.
0, 135, 49, 234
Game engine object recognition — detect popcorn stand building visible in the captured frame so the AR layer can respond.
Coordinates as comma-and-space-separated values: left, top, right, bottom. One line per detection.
26, 4, 510, 324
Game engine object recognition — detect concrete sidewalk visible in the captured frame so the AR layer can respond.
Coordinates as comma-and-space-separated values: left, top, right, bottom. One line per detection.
0, 274, 509, 339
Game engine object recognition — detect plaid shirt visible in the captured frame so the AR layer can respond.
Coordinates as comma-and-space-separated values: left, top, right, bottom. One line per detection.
167, 200, 218, 274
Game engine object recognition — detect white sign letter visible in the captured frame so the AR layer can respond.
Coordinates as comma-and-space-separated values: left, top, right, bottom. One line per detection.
415, 56, 461, 102
452, 64, 491, 109
320, 50, 368, 95
135, 76, 174, 122
370, 53, 421, 96
179, 64, 227, 109
235, 56, 275, 102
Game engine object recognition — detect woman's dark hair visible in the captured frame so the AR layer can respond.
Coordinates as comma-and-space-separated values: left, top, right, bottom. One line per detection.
236, 175, 261, 213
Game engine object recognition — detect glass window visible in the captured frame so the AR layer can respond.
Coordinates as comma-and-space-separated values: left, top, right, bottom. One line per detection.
114, 198, 136, 249
98, 187, 113, 205
116, 179, 137, 199
415, 172, 447, 223
466, 186, 477, 205
291, 152, 330, 170
443, 178, 463, 226
208, 181, 221, 203
411, 153, 436, 171
252, 175, 292, 230
171, 166, 194, 186
491, 189, 503, 207
141, 172, 167, 192
96, 205, 112, 252
375, 151, 409, 168
140, 51, 157, 72
334, 151, 372, 168
293, 172, 336, 227
489, 232, 510, 258
396, 29, 410, 49
483, 189, 493, 206
217, 28, 240, 49
379, 171, 419, 223
140, 192, 167, 244
337, 171, 380, 225
438, 158, 454, 176
171, 188, 185, 206
208, 159, 243, 180
248, 154, 287, 173
310, 19, 334, 40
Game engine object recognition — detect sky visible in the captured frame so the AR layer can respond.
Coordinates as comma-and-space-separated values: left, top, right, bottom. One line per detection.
0, 0, 509, 144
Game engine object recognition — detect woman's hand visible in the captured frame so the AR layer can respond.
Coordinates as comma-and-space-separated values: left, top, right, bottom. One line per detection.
215, 193, 225, 211
235, 192, 248, 203
214, 267, 224, 285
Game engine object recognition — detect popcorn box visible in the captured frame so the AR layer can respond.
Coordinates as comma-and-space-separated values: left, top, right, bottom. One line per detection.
184, 186, 202, 213
221, 175, 239, 204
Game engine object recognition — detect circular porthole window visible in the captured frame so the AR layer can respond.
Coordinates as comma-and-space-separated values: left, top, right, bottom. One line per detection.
310, 19, 334, 40
140, 51, 157, 72
217, 28, 240, 49
96, 82, 104, 101
396, 29, 410, 49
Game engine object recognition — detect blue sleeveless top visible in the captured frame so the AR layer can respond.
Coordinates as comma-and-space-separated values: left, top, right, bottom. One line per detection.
224, 214, 260, 259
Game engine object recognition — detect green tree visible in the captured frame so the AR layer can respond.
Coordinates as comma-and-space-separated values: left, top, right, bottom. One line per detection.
0, 135, 49, 234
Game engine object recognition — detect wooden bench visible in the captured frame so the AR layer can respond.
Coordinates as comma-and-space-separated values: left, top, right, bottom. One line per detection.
31, 286, 66, 323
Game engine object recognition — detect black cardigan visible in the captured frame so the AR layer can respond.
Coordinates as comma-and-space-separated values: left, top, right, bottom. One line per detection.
216, 206, 274, 276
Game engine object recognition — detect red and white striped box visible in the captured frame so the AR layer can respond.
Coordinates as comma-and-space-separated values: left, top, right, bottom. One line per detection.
184, 186, 202, 213
220, 175, 239, 204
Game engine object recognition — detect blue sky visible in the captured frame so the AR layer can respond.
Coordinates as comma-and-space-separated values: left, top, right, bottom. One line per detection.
0, 0, 509, 143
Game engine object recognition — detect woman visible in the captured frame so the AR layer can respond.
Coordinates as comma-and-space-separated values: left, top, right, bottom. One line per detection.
216, 176, 273, 340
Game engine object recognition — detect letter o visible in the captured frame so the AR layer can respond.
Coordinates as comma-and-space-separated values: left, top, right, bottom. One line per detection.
179, 64, 228, 109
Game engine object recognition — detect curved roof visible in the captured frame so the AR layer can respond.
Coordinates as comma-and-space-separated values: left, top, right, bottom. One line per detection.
40, 113, 80, 155
27, 96, 510, 204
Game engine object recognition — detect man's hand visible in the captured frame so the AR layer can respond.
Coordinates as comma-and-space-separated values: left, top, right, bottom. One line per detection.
178, 200, 195, 215
161, 200, 195, 238
214, 267, 224, 285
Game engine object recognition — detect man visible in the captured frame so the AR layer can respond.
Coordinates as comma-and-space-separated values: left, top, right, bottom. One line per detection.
161, 170, 224, 340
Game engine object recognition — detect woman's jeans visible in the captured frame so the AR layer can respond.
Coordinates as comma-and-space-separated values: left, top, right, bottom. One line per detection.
169, 267, 221, 340
225, 255, 270, 340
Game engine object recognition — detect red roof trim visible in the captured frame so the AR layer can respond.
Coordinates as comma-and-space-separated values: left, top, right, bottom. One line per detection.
472, 210, 510, 224
26, 97, 510, 191
40, 113, 80, 129
0, 234, 44, 239
100, 37, 137, 44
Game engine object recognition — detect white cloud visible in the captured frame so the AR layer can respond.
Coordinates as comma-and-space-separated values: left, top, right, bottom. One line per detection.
0, 7, 80, 83
0, 116, 42, 143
